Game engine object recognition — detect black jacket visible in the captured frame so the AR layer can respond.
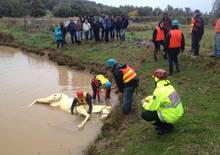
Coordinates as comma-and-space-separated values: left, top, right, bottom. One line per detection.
192, 16, 204, 39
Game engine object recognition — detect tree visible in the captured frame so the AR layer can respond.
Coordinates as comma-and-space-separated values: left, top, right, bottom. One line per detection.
212, 0, 220, 17
29, 0, 46, 17
54, 3, 72, 17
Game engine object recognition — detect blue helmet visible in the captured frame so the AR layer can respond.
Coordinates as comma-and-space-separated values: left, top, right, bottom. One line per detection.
105, 81, 112, 88
106, 58, 116, 67
171, 20, 179, 26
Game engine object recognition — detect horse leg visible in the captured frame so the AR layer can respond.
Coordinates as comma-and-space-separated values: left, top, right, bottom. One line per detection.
76, 106, 90, 128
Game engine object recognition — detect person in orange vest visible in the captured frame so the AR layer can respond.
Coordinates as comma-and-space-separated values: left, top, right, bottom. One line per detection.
106, 58, 139, 115
71, 91, 93, 115
152, 22, 165, 61
164, 20, 185, 75
210, 13, 220, 58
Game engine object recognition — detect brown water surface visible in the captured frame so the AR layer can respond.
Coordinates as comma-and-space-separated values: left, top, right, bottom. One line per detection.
0, 46, 107, 155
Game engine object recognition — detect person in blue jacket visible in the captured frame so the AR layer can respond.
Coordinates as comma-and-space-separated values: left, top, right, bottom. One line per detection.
54, 25, 63, 48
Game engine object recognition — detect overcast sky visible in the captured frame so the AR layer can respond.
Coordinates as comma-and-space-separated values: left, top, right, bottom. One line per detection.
91, 0, 214, 13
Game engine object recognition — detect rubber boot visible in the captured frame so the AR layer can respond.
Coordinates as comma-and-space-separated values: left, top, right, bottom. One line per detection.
157, 124, 174, 135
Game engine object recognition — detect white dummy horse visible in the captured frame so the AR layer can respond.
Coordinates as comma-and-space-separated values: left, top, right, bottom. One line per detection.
29, 93, 112, 128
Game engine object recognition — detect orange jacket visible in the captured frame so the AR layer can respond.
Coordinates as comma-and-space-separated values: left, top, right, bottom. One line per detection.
120, 66, 137, 83
169, 30, 183, 48
155, 26, 165, 41
215, 18, 220, 33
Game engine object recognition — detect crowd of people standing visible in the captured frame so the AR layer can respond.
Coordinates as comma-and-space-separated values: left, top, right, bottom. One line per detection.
54, 15, 129, 48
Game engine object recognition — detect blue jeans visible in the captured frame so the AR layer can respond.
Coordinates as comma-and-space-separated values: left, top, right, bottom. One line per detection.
213, 33, 220, 58
76, 31, 81, 42
120, 29, 127, 41
123, 86, 136, 114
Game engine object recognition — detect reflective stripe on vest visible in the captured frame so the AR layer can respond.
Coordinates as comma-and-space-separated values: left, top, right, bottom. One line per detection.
215, 18, 220, 33
169, 30, 182, 48
120, 66, 137, 83
156, 26, 165, 41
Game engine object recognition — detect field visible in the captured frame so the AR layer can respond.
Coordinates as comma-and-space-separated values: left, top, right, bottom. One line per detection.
0, 18, 220, 154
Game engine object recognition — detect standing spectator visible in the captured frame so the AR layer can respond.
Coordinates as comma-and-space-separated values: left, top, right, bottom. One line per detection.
190, 10, 204, 58
68, 19, 76, 44
164, 20, 185, 75
60, 23, 67, 45
83, 19, 91, 41
101, 15, 105, 40
93, 19, 101, 42
79, 16, 84, 41
75, 19, 82, 45
54, 25, 63, 48
103, 16, 111, 43
88, 15, 95, 40
115, 16, 121, 40
120, 15, 129, 41
160, 12, 171, 35
152, 22, 165, 61
110, 16, 115, 40
210, 12, 220, 58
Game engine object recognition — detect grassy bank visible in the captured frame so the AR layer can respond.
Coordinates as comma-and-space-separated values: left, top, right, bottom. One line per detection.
0, 21, 220, 155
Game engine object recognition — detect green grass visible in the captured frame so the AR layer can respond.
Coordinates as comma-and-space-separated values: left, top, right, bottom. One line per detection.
127, 23, 215, 49
0, 21, 220, 155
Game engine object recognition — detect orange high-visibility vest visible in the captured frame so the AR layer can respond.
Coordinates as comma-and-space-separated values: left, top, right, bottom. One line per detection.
215, 18, 220, 33
120, 66, 137, 83
155, 26, 165, 41
169, 30, 183, 48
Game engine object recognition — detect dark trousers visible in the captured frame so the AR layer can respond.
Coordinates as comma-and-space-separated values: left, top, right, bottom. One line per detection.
56, 40, 63, 48
70, 33, 76, 44
154, 41, 165, 61
110, 28, 115, 39
105, 29, 110, 42
168, 48, 180, 74
84, 31, 89, 41
141, 111, 174, 133
91, 84, 111, 102
92, 84, 100, 102
94, 30, 100, 42
116, 29, 120, 39
192, 35, 202, 56
62, 34, 67, 44
101, 28, 104, 39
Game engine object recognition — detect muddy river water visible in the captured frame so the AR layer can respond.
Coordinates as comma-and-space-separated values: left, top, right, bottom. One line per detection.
0, 46, 114, 155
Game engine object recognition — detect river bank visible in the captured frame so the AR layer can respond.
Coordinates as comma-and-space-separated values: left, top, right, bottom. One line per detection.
0, 23, 220, 154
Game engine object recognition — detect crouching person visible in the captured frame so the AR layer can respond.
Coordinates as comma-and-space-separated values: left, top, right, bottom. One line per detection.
141, 69, 184, 135
91, 74, 112, 103
71, 91, 92, 115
